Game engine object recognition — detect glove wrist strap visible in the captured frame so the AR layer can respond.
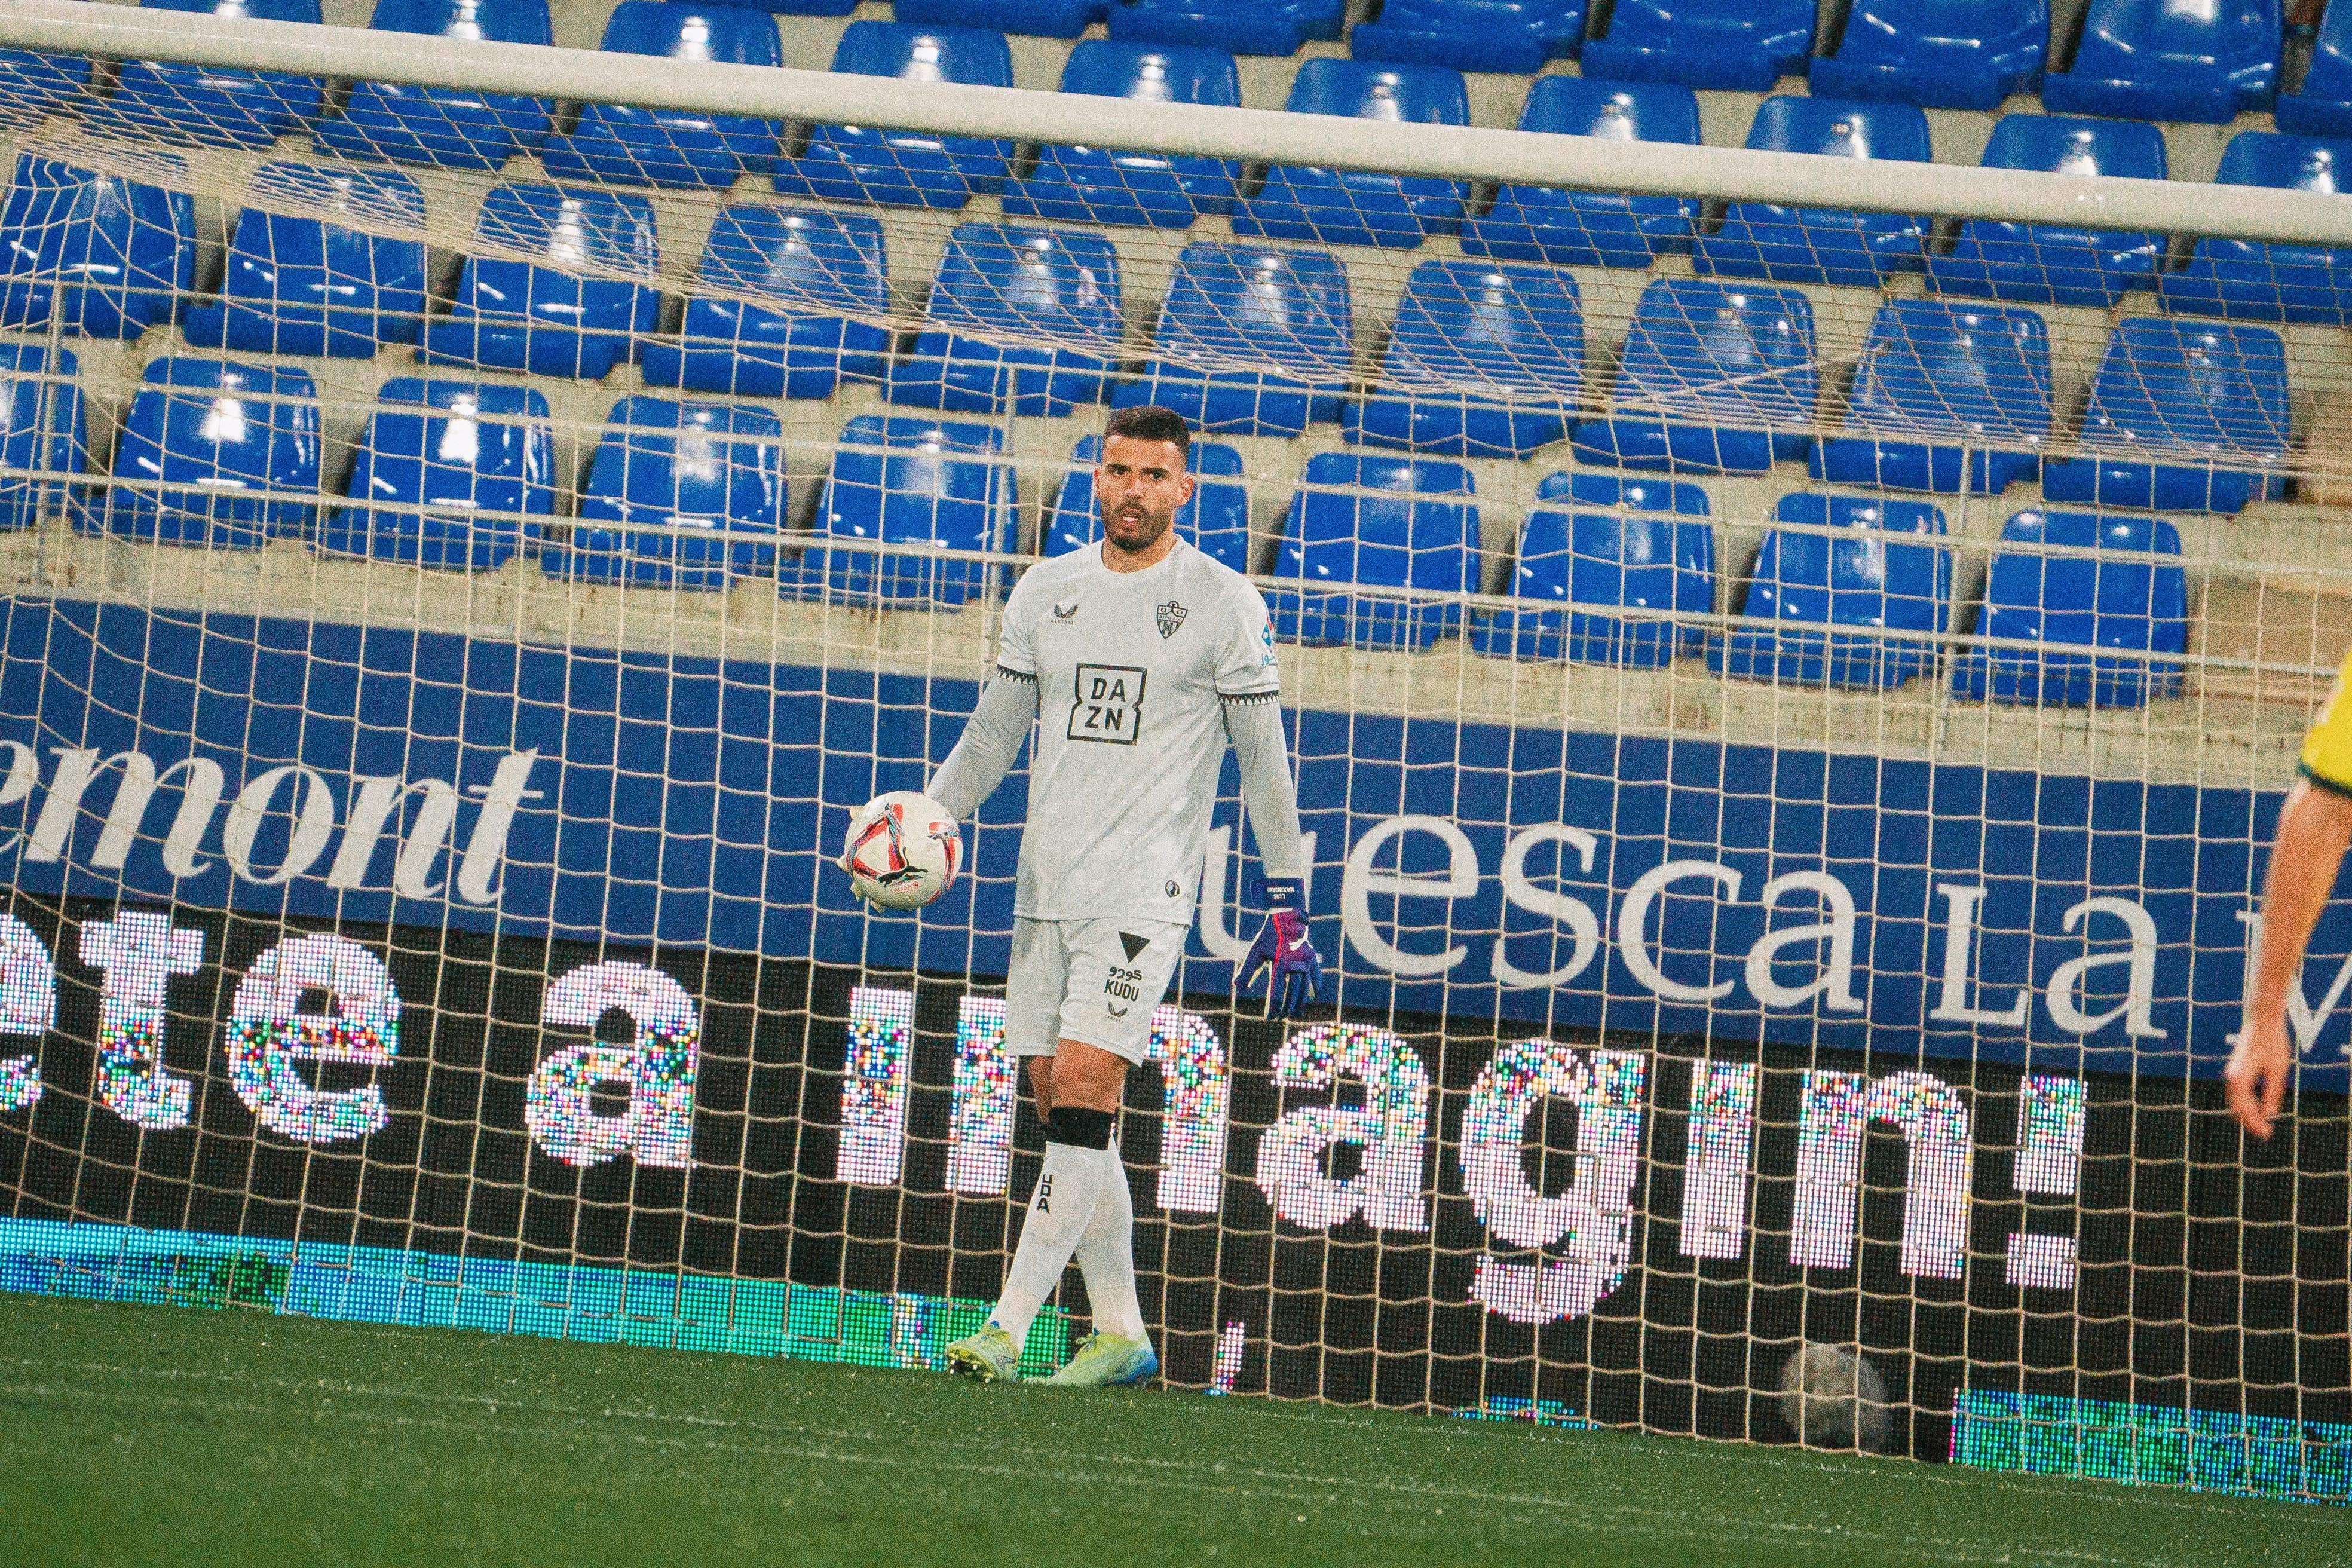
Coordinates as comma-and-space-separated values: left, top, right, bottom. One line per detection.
1261, 877, 1305, 914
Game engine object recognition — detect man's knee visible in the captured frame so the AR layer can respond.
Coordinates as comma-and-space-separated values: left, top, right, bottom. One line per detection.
1052, 1038, 1129, 1111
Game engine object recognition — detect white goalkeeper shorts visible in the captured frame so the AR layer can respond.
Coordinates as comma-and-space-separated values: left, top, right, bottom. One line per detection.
1006, 917, 1187, 1065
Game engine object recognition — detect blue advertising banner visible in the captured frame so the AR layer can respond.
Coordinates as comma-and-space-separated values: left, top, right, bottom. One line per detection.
0, 596, 2338, 1092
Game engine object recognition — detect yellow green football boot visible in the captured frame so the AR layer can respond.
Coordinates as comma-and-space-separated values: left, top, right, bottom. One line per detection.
945, 1322, 1022, 1383
1044, 1331, 1158, 1387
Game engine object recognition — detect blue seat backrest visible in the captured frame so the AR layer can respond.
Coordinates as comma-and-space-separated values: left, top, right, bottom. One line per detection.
1813, 0, 2048, 109
1380, 258, 1584, 397
1348, 0, 1586, 75
1618, 278, 1817, 426
0, 154, 197, 341
1583, 0, 1815, 90
1981, 510, 2188, 654
700, 205, 887, 316
834, 22, 1013, 85
102, 357, 321, 547
812, 414, 1010, 603
927, 223, 1123, 344
188, 162, 428, 358
1848, 297, 2051, 442
1980, 111, 2169, 183
543, 3, 782, 188
1747, 493, 1950, 630
329, 378, 552, 569
1285, 56, 1469, 124
1062, 36, 1239, 103
1516, 472, 1711, 607
1283, 452, 1478, 594
2047, 0, 2280, 121
1157, 243, 1355, 379
1744, 93, 1931, 162
321, 0, 554, 169
1521, 74, 1699, 142
1049, 434, 1252, 572
427, 183, 660, 379
558, 396, 788, 586
2085, 317, 2291, 455
114, 0, 324, 147
0, 343, 84, 531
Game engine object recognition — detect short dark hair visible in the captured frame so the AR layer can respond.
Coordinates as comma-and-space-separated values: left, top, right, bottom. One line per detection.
1103, 404, 1191, 457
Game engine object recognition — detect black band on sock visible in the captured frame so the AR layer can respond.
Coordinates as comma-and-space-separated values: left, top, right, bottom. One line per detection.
1047, 1106, 1114, 1150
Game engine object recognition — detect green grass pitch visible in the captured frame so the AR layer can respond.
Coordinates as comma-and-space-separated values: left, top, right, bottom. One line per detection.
0, 1294, 2335, 1567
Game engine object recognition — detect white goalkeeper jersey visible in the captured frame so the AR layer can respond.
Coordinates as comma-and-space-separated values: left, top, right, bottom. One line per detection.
993, 538, 1282, 921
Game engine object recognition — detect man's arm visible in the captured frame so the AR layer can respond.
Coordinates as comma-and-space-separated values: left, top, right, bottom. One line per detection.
2231, 778, 2352, 1137
925, 670, 1039, 822
1222, 694, 1305, 884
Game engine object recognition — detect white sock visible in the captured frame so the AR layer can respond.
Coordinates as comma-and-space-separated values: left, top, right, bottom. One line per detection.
1076, 1144, 1146, 1340
990, 1139, 1110, 1347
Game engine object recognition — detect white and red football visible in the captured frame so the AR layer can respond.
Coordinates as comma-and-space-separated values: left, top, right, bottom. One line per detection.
841, 792, 962, 910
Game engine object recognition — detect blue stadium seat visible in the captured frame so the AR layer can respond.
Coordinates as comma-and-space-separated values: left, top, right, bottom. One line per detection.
316, 0, 553, 170
1344, 258, 1584, 459
1696, 96, 1931, 288
1106, 0, 1345, 58
1463, 77, 1701, 271
1927, 115, 2166, 307
1467, 474, 1710, 667
1349, 0, 1585, 75
541, 4, 782, 189
773, 24, 1014, 209
106, 0, 324, 149
639, 206, 890, 400
1581, 0, 1814, 90
0, 155, 196, 341
544, 398, 788, 589
1235, 61, 1470, 250
0, 345, 85, 532
2042, 0, 2280, 124
323, 380, 552, 571
2042, 318, 2292, 514
1002, 42, 1241, 230
1809, 0, 2047, 109
183, 164, 427, 359
1950, 512, 2187, 709
1114, 244, 1352, 437
82, 359, 320, 549
418, 184, 659, 382
1269, 455, 1480, 651
797, 415, 1013, 607
1047, 434, 1252, 573
2162, 133, 2352, 324
1811, 298, 2050, 495
1712, 494, 1951, 689
1570, 278, 1815, 474
886, 223, 1123, 418
2278, 0, 2352, 134
0, 50, 86, 126
897, 0, 1104, 37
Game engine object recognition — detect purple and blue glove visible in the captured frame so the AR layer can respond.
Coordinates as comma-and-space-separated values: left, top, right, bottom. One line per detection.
1240, 878, 1321, 1017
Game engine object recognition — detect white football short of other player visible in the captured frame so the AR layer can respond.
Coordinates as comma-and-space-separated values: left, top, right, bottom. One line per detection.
843, 792, 963, 910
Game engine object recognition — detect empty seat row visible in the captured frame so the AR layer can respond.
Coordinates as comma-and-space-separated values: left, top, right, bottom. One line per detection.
8, 0, 2342, 160
0, 339, 2195, 710
0, 160, 2296, 514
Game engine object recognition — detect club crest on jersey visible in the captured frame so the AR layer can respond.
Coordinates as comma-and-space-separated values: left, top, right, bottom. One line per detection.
1156, 601, 1187, 639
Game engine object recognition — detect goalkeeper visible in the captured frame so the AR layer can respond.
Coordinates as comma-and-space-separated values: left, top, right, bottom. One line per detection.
858, 405, 1319, 1388
2232, 645, 2352, 1138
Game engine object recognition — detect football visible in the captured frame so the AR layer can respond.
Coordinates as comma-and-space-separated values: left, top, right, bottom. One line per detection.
1777, 1343, 1894, 1453
841, 792, 962, 910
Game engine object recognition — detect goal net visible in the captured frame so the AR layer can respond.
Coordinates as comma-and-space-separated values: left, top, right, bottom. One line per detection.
0, 0, 2345, 1500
